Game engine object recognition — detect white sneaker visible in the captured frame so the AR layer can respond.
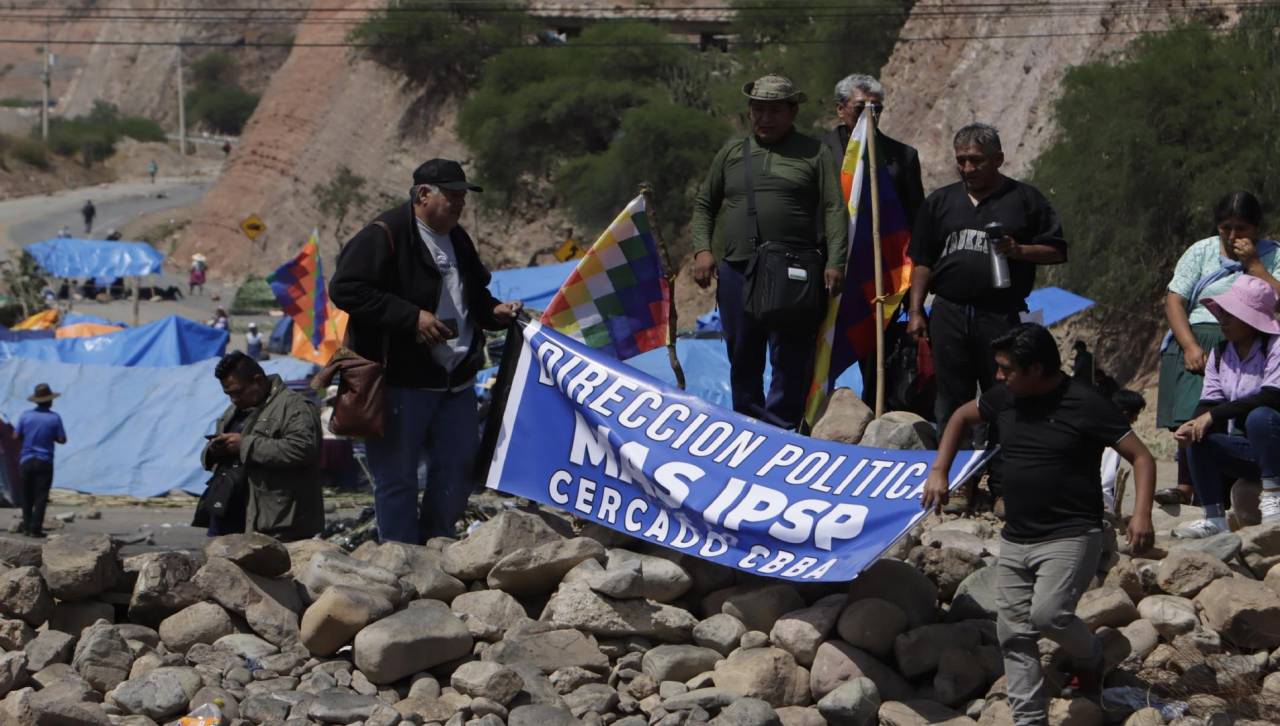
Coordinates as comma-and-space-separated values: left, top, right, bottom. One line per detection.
1260, 494, 1280, 524
1172, 517, 1228, 539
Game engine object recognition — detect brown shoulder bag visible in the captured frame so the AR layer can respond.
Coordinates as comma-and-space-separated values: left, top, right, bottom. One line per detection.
312, 221, 394, 438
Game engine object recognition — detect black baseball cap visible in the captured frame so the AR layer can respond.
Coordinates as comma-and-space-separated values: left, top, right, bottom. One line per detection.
412, 158, 483, 192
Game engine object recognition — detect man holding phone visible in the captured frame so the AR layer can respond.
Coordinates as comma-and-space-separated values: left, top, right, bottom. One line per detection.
331, 159, 523, 544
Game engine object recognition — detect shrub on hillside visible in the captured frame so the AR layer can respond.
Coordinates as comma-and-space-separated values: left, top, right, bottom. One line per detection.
8, 136, 50, 169
185, 52, 260, 135
349, 0, 527, 91
231, 276, 277, 315
1030, 7, 1280, 329
41, 101, 166, 166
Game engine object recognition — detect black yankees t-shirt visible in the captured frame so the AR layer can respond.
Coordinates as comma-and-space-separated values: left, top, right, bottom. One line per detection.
909, 178, 1066, 312
979, 377, 1132, 543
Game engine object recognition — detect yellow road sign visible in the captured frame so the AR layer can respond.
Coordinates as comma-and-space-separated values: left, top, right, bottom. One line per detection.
240, 214, 266, 240
554, 238, 585, 262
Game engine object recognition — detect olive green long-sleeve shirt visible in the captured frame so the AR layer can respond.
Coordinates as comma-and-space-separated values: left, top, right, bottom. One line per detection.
691, 130, 846, 269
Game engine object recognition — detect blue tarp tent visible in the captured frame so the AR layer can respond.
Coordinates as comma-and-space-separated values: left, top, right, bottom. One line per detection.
26, 238, 165, 279
61, 312, 126, 328
486, 260, 577, 310
0, 356, 316, 497
0, 315, 227, 367
0, 327, 54, 343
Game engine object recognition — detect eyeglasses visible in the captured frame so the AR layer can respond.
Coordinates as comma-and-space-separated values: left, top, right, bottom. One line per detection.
847, 102, 883, 115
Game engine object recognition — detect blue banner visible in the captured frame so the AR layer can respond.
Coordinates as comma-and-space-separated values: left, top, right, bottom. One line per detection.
486, 322, 986, 583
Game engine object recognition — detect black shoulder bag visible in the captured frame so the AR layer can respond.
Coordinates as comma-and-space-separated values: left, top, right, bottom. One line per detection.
741, 136, 828, 326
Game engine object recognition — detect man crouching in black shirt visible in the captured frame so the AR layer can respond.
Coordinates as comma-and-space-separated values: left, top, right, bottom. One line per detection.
908, 123, 1067, 513
923, 324, 1155, 725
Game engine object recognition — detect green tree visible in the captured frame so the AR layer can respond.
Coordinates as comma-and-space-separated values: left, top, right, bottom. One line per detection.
186, 52, 261, 135
314, 165, 372, 243
459, 22, 729, 247
42, 101, 165, 166
1030, 8, 1280, 334
349, 0, 528, 92
0, 252, 48, 319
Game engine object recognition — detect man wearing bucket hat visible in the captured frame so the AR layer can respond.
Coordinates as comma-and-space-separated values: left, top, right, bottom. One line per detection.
691, 74, 846, 429
1173, 274, 1280, 537
12, 384, 67, 537
330, 158, 523, 544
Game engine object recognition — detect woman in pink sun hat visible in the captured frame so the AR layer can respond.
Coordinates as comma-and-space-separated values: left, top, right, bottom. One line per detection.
1172, 273, 1280, 538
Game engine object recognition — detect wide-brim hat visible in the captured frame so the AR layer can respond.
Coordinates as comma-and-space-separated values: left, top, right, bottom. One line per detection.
192, 253, 207, 263
742, 74, 807, 103
28, 383, 60, 403
1203, 274, 1280, 335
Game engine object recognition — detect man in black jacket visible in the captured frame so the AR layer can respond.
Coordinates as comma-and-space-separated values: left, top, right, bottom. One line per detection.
821, 73, 926, 406
330, 159, 522, 544
820, 73, 924, 228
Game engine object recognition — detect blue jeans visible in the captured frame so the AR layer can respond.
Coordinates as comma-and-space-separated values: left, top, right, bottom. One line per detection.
1187, 406, 1280, 508
365, 385, 479, 544
716, 260, 819, 429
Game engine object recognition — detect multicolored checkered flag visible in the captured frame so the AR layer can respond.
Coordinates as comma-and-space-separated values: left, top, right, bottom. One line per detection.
539, 195, 669, 361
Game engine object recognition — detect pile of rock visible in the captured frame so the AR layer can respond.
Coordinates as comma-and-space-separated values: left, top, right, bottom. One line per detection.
1, 493, 1279, 726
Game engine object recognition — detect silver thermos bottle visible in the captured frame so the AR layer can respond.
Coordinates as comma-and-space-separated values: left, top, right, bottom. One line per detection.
984, 221, 1011, 289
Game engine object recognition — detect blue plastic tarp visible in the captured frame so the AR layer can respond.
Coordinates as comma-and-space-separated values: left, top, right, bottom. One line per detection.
0, 327, 55, 343
0, 356, 317, 497
0, 315, 227, 367
479, 336, 863, 406
26, 238, 165, 279
61, 312, 126, 328
486, 260, 578, 310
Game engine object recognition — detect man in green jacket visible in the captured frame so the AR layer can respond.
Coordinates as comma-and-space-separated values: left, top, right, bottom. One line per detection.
202, 352, 324, 541
691, 74, 846, 429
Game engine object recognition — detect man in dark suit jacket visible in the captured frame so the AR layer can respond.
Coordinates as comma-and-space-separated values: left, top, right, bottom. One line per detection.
820, 73, 926, 407
820, 73, 924, 227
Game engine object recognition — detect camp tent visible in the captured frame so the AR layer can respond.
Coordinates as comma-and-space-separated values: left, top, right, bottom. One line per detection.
25, 238, 164, 280
0, 315, 227, 367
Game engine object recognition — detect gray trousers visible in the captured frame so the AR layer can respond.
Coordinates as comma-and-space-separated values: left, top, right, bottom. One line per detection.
996, 529, 1103, 725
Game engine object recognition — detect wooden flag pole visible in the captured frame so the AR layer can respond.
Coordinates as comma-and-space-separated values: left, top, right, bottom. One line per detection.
640, 183, 687, 390
865, 109, 887, 417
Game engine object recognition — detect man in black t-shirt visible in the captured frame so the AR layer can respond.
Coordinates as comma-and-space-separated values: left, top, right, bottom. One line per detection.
923, 324, 1155, 725
907, 124, 1067, 508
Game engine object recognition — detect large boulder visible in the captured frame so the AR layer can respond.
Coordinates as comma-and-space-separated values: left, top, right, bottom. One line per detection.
355, 541, 465, 603
1075, 586, 1138, 630
191, 557, 299, 648
451, 589, 533, 642
487, 538, 607, 596
694, 613, 749, 656
0, 535, 42, 568
894, 623, 983, 679
909, 548, 984, 601
948, 566, 999, 622
860, 411, 938, 450
72, 622, 134, 692
878, 699, 975, 726
771, 594, 846, 667
1136, 595, 1198, 638
300, 586, 394, 656
23, 629, 76, 671
109, 666, 203, 720
810, 641, 912, 702
1239, 523, 1280, 578
353, 600, 473, 684
719, 583, 806, 633
443, 510, 565, 581
932, 649, 986, 706
712, 647, 811, 707
0, 566, 53, 626
296, 550, 406, 605
604, 549, 693, 603
284, 539, 342, 576
846, 559, 938, 628
158, 601, 236, 653
204, 533, 291, 577
0, 618, 34, 650
1156, 549, 1232, 598
40, 534, 121, 601
1195, 577, 1280, 648
811, 389, 875, 445
641, 644, 723, 683
0, 651, 28, 698
451, 661, 524, 705
836, 598, 908, 659
543, 582, 697, 642
817, 676, 880, 726
124, 552, 203, 626
484, 621, 609, 674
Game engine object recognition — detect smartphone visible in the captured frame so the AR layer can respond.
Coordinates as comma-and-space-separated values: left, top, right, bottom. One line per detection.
204, 434, 219, 440
441, 318, 459, 340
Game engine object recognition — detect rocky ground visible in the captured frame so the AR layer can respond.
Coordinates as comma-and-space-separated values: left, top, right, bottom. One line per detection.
0, 488, 1278, 726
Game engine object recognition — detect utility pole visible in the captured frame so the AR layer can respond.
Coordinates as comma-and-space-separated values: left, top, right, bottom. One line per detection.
40, 18, 50, 140
175, 44, 186, 167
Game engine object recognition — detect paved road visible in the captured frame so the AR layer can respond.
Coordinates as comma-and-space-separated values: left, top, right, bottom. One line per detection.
0, 176, 210, 253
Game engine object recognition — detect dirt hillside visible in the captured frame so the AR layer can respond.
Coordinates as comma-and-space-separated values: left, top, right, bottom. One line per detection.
878, 0, 1237, 190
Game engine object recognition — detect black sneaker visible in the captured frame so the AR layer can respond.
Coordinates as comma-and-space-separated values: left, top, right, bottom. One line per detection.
1066, 644, 1106, 705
